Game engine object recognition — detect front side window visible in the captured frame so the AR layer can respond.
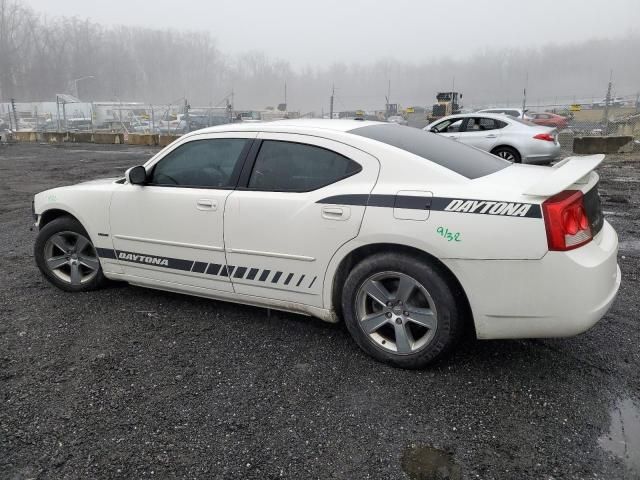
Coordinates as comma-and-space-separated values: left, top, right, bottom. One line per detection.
150, 138, 249, 188
432, 118, 463, 133
248, 140, 361, 192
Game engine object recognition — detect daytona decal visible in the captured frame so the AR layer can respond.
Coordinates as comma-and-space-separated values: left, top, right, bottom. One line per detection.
118, 252, 169, 266
443, 199, 532, 217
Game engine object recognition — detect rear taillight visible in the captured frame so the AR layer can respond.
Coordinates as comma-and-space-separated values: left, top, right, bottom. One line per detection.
542, 190, 592, 251
533, 132, 555, 142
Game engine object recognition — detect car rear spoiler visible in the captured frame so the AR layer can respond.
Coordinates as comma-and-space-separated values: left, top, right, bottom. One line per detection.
522, 154, 604, 197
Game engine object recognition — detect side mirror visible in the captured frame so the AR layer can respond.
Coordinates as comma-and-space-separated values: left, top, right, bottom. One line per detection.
125, 166, 147, 185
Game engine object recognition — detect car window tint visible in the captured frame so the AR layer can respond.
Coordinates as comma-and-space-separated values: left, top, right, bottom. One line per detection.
468, 117, 504, 131
433, 118, 462, 133
248, 140, 361, 191
150, 138, 248, 188
350, 124, 509, 179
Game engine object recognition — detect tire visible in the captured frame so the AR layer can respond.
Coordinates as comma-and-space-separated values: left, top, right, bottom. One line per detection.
34, 216, 108, 292
341, 252, 464, 369
491, 146, 521, 163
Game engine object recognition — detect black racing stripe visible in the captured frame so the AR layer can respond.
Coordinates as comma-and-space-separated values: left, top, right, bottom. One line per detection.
95, 247, 116, 259
394, 195, 431, 210
284, 273, 294, 285
222, 265, 235, 277
115, 250, 193, 271
317, 194, 541, 218
192, 261, 207, 273
296, 274, 305, 287
258, 270, 271, 282
206, 263, 222, 275
246, 268, 259, 280
271, 271, 282, 283
308, 276, 317, 288
317, 194, 370, 206
234, 266, 247, 279
430, 197, 542, 218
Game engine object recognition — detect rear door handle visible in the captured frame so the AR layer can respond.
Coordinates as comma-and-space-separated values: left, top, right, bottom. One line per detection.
196, 199, 217, 211
322, 206, 351, 221
485, 134, 497, 138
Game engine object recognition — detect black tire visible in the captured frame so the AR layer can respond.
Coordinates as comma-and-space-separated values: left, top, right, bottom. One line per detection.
491, 145, 521, 163
34, 216, 108, 292
341, 252, 464, 369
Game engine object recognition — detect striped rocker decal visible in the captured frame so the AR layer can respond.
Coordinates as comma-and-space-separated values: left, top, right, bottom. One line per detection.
94, 248, 318, 290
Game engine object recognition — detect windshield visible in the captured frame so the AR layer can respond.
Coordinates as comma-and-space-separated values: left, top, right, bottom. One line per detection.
349, 124, 509, 179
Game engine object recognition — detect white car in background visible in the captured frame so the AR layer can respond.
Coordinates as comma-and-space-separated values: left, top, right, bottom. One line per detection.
425, 113, 561, 164
32, 120, 619, 368
476, 108, 532, 120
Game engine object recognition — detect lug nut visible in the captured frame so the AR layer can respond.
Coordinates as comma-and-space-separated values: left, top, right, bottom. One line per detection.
395, 318, 402, 324
404, 311, 409, 317
386, 312, 392, 318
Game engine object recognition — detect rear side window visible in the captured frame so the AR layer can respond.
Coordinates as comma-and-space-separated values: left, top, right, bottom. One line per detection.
150, 138, 248, 188
466, 117, 507, 131
248, 140, 361, 191
350, 124, 508, 179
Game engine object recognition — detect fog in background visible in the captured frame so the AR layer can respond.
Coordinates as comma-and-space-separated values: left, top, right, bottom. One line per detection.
2, 0, 639, 112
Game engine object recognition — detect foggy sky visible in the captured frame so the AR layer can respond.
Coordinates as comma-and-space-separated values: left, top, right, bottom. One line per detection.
23, 0, 640, 68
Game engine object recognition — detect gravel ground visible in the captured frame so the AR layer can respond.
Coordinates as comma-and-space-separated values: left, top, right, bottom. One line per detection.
1, 143, 639, 480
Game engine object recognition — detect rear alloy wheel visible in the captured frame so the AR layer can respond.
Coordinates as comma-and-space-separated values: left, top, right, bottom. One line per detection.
492, 146, 521, 163
342, 253, 464, 368
35, 216, 108, 292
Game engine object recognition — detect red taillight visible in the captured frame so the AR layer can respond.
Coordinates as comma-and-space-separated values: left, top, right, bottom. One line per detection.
542, 190, 592, 251
533, 132, 555, 142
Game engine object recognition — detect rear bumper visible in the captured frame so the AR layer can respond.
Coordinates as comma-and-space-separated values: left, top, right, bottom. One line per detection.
443, 220, 621, 339
523, 143, 561, 164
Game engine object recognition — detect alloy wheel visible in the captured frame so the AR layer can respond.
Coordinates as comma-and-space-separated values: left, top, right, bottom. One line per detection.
43, 231, 99, 286
355, 271, 438, 355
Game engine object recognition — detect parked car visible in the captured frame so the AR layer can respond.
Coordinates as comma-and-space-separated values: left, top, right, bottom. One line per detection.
476, 108, 532, 120
425, 113, 561, 164
529, 112, 569, 130
387, 115, 408, 126
32, 119, 619, 368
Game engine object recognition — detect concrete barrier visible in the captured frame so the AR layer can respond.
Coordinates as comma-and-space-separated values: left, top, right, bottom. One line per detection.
40, 132, 67, 143
69, 132, 94, 143
93, 133, 124, 144
127, 134, 158, 146
159, 135, 181, 147
573, 136, 634, 154
15, 131, 38, 142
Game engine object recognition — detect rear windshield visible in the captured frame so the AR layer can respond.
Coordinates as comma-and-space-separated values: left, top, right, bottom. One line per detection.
349, 124, 509, 179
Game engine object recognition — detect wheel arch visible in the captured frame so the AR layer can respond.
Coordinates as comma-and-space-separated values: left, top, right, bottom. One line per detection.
40, 208, 82, 229
328, 242, 475, 335
490, 144, 521, 161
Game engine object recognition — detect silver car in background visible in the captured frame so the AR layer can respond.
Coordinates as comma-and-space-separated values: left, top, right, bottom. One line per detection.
424, 113, 561, 164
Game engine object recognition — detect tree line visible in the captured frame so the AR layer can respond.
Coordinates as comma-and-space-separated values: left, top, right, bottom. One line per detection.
1, 0, 638, 113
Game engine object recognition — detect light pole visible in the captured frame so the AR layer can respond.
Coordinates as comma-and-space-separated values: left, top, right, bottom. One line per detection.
73, 75, 95, 99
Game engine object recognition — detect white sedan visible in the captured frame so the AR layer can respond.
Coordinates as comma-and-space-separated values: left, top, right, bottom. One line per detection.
425, 113, 561, 164
32, 120, 620, 368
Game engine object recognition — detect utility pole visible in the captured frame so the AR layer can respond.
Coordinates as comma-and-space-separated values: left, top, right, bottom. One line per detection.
284, 81, 287, 109
603, 70, 613, 135
329, 84, 335, 120
386, 79, 391, 116
521, 71, 528, 118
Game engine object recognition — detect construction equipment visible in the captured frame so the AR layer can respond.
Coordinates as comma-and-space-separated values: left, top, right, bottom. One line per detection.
429, 92, 463, 121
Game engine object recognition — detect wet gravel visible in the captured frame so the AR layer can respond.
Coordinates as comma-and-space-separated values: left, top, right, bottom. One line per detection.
1, 142, 639, 479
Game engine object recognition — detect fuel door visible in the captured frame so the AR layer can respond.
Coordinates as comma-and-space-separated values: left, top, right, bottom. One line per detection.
393, 190, 432, 221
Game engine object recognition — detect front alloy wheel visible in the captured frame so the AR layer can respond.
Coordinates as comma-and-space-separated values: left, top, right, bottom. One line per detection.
43, 231, 100, 286
35, 215, 108, 292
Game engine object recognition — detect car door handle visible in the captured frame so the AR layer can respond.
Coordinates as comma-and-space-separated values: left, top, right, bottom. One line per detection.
485, 134, 498, 138
321, 206, 351, 220
449, 135, 459, 140
196, 199, 217, 211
